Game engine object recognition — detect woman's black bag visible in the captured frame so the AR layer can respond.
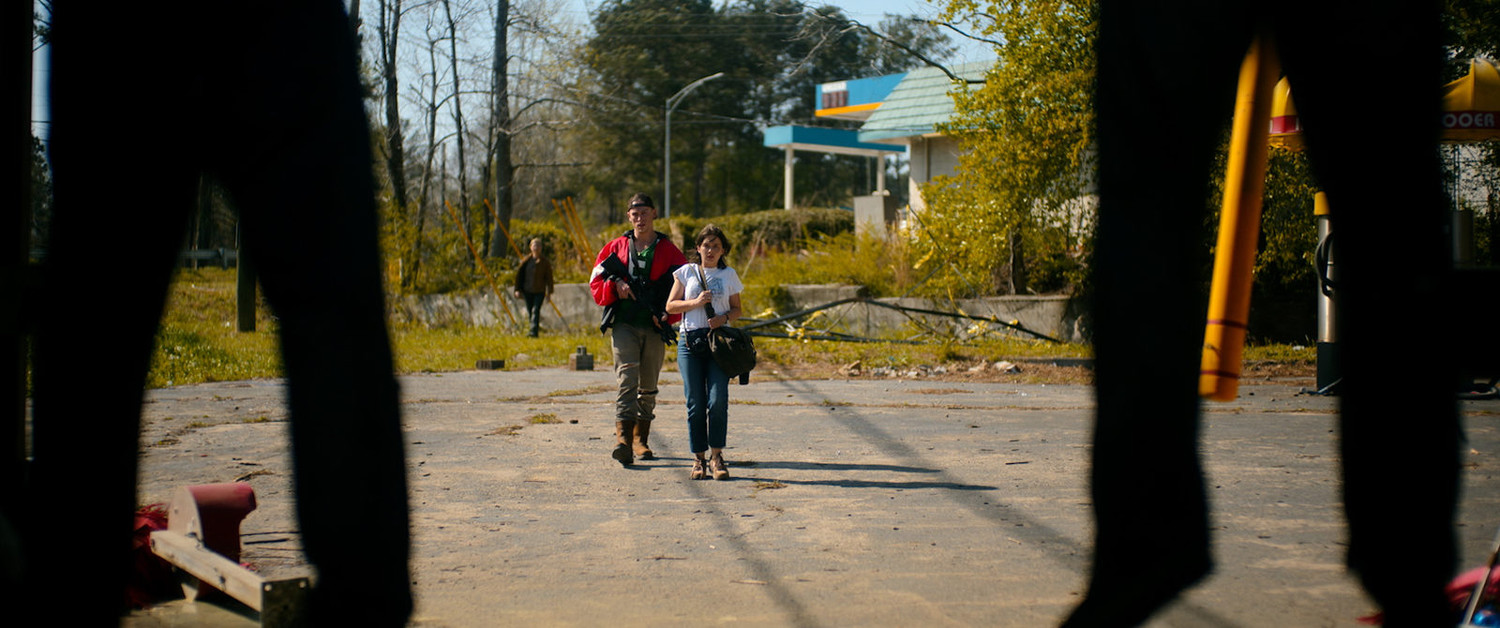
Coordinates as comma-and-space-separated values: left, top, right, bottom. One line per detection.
707, 323, 756, 378
696, 265, 757, 379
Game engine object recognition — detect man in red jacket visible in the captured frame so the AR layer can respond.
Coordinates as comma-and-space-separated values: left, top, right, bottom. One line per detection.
589, 193, 688, 466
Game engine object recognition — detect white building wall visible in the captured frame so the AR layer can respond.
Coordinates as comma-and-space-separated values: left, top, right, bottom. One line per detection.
905, 135, 963, 216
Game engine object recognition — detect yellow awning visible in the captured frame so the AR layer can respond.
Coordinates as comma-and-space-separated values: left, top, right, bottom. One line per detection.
1441, 58, 1500, 143
1267, 77, 1303, 150
1268, 57, 1500, 148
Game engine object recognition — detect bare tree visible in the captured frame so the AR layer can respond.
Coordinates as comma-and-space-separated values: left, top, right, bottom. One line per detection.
795, 10, 977, 84
348, 0, 363, 49
441, 0, 471, 237
376, 0, 594, 280
484, 0, 514, 258
407, 15, 450, 289
377, 0, 409, 208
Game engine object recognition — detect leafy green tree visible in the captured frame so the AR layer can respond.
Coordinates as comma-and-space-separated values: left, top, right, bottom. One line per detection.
1444, 0, 1500, 73
925, 0, 1097, 296
775, 10, 957, 209
1442, 0, 1500, 265
923, 0, 1324, 341
579, 0, 953, 218
582, 0, 722, 215
31, 135, 51, 249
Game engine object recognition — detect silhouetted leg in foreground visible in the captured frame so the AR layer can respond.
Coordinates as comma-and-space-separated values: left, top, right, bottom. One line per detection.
29, 3, 411, 624
1067, 3, 1458, 626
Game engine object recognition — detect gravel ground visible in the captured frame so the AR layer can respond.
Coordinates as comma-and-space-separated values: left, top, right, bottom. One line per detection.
124, 366, 1500, 627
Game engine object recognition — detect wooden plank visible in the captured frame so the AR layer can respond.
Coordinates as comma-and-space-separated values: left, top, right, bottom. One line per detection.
150, 529, 267, 611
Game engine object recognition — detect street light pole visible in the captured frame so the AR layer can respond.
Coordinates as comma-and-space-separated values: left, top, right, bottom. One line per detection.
663, 72, 724, 220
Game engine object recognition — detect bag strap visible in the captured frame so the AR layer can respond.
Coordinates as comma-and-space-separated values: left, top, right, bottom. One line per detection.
695, 263, 716, 319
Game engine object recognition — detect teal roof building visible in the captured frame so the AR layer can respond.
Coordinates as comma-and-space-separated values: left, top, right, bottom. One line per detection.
763, 60, 993, 217
858, 61, 991, 144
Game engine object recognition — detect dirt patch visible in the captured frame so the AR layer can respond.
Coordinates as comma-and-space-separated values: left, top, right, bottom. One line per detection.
1240, 360, 1318, 382
760, 359, 1315, 388
761, 360, 1093, 385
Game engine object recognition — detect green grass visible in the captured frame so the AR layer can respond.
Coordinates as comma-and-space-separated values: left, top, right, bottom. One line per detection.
148, 272, 282, 387
390, 324, 612, 374
149, 268, 615, 388
1244, 343, 1315, 363
755, 334, 1092, 369
145, 267, 1311, 389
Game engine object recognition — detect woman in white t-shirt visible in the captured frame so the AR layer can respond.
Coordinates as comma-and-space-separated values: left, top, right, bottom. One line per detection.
665, 225, 744, 480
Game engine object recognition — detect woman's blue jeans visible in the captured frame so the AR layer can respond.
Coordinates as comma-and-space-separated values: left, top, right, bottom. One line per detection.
678, 336, 729, 453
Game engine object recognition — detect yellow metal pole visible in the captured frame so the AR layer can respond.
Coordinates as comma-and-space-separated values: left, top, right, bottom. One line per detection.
563, 196, 590, 259
564, 197, 591, 256
551, 198, 589, 261
445, 200, 519, 328
546, 295, 566, 330
484, 198, 525, 259
1200, 34, 1280, 401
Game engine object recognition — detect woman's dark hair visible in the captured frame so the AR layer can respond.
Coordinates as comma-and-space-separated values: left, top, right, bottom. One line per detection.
696, 224, 732, 269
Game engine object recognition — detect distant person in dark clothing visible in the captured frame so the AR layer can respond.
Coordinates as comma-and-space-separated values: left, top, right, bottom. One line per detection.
513, 238, 554, 337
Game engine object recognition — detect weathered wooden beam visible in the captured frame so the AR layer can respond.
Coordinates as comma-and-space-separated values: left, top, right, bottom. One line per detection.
149, 530, 310, 626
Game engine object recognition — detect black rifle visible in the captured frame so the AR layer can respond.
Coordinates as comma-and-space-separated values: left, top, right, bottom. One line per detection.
598, 254, 677, 345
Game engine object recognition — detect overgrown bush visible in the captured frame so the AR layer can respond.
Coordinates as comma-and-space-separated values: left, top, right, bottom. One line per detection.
744, 229, 916, 298
667, 207, 854, 264
501, 219, 591, 284
381, 200, 595, 295
1206, 144, 1322, 343
905, 187, 1090, 300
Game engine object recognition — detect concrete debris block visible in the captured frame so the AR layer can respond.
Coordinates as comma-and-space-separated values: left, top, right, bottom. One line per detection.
569, 346, 594, 371
969, 360, 990, 373
994, 361, 1021, 373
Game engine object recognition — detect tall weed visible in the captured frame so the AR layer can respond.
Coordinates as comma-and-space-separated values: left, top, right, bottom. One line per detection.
135, 252, 1309, 389
745, 230, 915, 297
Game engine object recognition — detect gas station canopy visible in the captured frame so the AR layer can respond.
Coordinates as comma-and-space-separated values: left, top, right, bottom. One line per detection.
762, 125, 906, 158
1270, 57, 1500, 149
1441, 57, 1500, 143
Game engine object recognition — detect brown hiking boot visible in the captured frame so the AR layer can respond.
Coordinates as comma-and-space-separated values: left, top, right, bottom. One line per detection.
633, 420, 655, 460
612, 420, 636, 466
690, 456, 707, 480
708, 452, 729, 481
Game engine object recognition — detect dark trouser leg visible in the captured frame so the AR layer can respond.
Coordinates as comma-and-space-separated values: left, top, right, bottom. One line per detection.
214, 5, 412, 623
525, 292, 544, 336
704, 357, 730, 450
26, 6, 201, 622
611, 325, 647, 464
636, 329, 665, 424
1279, 5, 1455, 623
1065, 5, 1251, 625
679, 343, 710, 453
1073, 4, 1456, 626
612, 325, 644, 422
30, 5, 413, 624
